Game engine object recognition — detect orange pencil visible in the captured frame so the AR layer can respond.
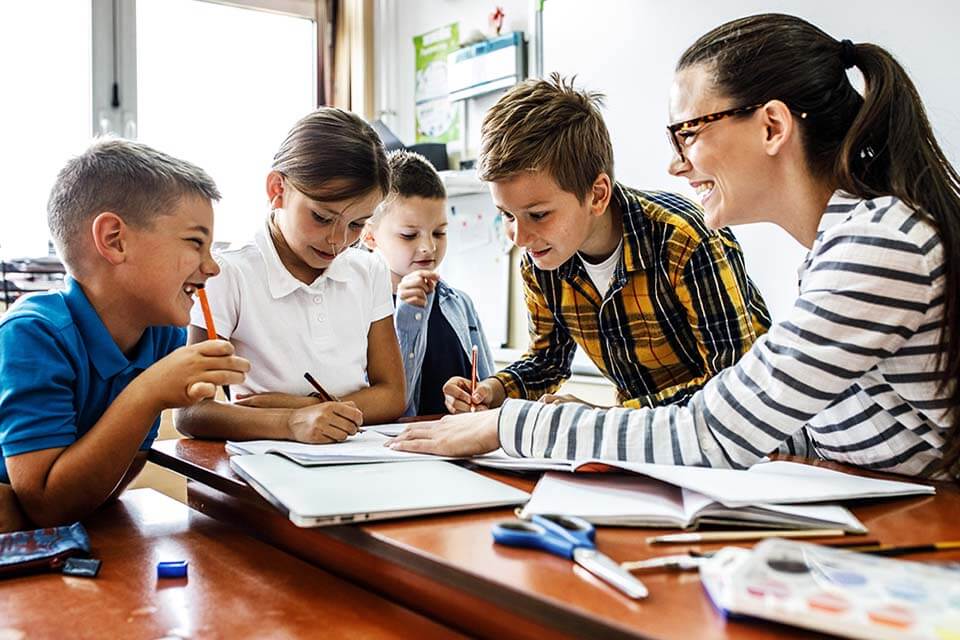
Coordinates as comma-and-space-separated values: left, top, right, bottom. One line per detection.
469, 344, 478, 413
195, 284, 231, 401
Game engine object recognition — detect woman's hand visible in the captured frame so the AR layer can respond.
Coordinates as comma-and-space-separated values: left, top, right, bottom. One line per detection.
388, 410, 501, 456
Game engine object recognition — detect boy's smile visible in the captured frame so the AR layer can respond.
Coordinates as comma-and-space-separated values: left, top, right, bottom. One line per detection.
489, 170, 618, 271
118, 195, 219, 330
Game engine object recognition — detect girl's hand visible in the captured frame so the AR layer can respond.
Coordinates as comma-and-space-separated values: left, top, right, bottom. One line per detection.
388, 410, 501, 456
286, 401, 363, 443
235, 392, 318, 410
397, 270, 439, 308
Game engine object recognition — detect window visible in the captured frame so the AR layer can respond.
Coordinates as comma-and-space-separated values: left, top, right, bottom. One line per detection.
0, 3, 93, 258
0, 0, 317, 259
136, 0, 317, 244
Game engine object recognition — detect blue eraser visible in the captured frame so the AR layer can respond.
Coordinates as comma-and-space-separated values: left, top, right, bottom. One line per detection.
157, 560, 188, 578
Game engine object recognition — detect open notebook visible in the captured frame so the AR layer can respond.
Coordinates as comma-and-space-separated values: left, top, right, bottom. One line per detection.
226, 433, 571, 471
521, 472, 868, 533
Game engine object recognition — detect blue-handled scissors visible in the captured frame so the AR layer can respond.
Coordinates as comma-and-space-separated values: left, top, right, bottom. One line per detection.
492, 514, 649, 599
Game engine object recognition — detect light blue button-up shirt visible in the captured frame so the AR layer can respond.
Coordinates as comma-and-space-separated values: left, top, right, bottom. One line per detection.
394, 280, 494, 416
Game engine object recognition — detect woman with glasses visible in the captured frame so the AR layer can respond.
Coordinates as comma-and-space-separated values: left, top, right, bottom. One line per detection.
392, 13, 960, 479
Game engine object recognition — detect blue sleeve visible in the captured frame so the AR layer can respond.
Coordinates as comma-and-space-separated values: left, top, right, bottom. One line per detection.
0, 317, 79, 460
394, 295, 432, 415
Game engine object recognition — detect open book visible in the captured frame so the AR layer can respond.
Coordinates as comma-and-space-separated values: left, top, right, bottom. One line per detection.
520, 472, 868, 532
226, 438, 934, 509
226, 433, 572, 470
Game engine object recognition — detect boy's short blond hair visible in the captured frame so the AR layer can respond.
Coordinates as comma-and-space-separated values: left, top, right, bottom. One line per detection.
478, 73, 614, 201
47, 137, 220, 270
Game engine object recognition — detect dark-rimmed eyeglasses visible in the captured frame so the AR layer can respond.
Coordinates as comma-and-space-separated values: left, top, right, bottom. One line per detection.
666, 104, 764, 162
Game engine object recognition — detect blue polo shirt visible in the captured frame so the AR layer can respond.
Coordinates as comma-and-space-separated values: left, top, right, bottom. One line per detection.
0, 277, 186, 483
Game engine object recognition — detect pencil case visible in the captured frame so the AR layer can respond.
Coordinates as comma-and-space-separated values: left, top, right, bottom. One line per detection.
0, 522, 91, 578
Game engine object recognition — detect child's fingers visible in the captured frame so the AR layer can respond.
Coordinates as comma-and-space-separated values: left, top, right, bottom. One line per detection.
204, 355, 250, 372
193, 339, 235, 357
333, 402, 363, 434
331, 403, 363, 430
325, 415, 359, 438
186, 381, 216, 403
445, 395, 474, 414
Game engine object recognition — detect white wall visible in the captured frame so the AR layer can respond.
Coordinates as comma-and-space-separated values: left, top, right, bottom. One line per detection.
542, 0, 960, 320
374, 0, 532, 154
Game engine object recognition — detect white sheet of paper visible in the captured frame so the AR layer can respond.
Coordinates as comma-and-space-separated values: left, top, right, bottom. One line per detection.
582, 459, 934, 507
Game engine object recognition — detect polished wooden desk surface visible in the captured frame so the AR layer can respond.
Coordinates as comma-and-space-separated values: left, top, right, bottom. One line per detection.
150, 439, 960, 640
0, 488, 461, 639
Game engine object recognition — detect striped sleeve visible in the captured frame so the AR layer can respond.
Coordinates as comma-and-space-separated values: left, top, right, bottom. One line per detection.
499, 210, 935, 467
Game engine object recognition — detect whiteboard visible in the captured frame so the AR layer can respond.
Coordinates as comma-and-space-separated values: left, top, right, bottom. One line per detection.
543, 0, 960, 321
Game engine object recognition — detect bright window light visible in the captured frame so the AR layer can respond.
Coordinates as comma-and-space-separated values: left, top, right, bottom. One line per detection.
0, 3, 92, 259
137, 0, 316, 245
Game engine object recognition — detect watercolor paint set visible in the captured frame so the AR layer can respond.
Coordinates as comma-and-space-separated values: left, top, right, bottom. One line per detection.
699, 538, 960, 639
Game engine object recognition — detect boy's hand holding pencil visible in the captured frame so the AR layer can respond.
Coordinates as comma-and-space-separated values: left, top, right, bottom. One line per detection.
140, 339, 250, 409
195, 283, 235, 401
443, 375, 505, 414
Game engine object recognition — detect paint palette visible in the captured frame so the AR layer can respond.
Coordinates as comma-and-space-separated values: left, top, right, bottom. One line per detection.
699, 538, 960, 639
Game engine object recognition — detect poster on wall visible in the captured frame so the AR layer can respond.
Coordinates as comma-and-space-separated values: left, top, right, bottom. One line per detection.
413, 23, 460, 143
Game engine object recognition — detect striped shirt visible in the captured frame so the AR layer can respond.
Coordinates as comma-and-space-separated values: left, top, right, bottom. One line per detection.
499, 193, 955, 478
495, 183, 771, 408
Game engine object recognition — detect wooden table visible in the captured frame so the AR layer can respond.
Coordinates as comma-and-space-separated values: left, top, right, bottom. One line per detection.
0, 488, 461, 639
150, 439, 960, 639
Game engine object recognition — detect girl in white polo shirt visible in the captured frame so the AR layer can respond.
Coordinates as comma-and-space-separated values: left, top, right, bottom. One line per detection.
175, 108, 406, 443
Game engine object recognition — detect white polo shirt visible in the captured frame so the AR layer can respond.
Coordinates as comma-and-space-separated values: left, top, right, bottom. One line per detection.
190, 222, 394, 398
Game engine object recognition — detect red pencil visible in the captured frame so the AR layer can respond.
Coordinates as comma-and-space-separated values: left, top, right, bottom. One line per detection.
195, 284, 231, 401
469, 344, 478, 413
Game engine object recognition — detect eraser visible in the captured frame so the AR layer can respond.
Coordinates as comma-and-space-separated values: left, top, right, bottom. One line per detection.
62, 557, 101, 578
157, 560, 189, 578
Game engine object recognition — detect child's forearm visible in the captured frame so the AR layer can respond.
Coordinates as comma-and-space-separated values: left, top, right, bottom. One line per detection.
9, 380, 166, 526
344, 384, 406, 424
174, 400, 293, 440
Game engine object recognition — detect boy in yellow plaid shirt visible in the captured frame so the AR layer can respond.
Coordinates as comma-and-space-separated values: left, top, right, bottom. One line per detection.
444, 75, 769, 412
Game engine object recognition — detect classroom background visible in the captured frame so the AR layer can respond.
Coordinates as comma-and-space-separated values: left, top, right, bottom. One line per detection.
1, 0, 958, 501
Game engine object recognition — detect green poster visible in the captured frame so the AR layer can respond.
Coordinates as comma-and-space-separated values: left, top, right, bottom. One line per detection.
413, 23, 460, 143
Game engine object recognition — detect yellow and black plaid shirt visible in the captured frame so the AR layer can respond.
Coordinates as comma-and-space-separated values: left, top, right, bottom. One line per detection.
495, 184, 771, 408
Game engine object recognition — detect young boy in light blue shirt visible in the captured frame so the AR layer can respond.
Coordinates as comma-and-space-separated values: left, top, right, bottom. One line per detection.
364, 151, 494, 416
0, 139, 249, 531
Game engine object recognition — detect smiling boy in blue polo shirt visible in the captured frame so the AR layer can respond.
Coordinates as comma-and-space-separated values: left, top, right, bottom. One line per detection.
0, 139, 250, 531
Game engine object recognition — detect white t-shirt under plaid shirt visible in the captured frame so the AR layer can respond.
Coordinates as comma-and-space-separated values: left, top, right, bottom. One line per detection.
498, 192, 954, 478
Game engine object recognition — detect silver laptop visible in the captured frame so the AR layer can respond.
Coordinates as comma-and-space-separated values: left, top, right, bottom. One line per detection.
230, 454, 529, 527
